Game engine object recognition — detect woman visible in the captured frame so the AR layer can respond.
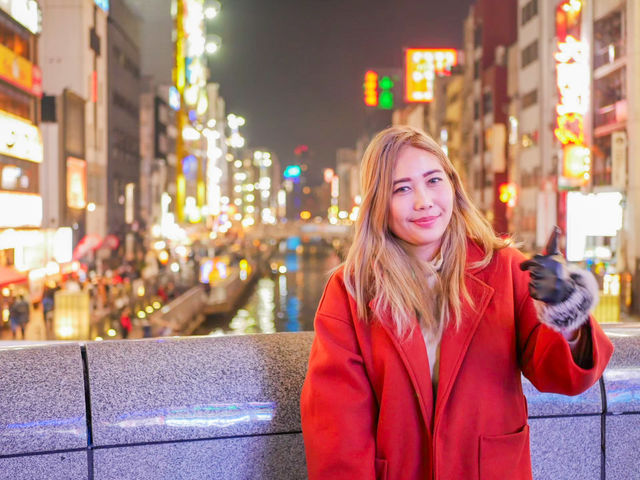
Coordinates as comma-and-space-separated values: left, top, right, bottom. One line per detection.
300, 126, 613, 480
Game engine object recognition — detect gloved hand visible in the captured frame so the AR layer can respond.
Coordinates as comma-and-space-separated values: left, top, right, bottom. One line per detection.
519, 226, 575, 305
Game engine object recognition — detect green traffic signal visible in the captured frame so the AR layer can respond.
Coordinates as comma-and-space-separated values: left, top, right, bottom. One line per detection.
378, 76, 394, 109
379, 76, 394, 90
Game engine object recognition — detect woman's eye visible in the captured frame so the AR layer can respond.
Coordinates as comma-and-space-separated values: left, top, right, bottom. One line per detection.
428, 176, 443, 185
393, 186, 409, 194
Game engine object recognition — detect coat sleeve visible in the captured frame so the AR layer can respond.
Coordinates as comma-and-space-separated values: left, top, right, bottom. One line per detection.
300, 271, 377, 480
509, 249, 614, 395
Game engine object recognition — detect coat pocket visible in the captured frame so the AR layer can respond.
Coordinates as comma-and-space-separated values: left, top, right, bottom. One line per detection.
375, 457, 388, 480
479, 424, 531, 480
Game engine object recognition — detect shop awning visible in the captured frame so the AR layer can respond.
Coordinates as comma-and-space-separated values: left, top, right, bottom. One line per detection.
0, 266, 28, 288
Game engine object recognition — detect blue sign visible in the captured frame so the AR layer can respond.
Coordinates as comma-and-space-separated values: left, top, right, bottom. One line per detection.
168, 86, 180, 111
182, 155, 198, 180
283, 165, 301, 179
94, 0, 109, 12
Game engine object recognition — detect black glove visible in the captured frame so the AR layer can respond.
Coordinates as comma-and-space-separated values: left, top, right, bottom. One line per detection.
519, 226, 575, 305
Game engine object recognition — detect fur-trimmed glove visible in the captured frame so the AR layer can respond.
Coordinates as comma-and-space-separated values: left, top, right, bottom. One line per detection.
520, 227, 599, 333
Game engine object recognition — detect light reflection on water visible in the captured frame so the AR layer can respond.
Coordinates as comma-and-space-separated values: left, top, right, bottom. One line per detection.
227, 278, 277, 335
201, 243, 341, 336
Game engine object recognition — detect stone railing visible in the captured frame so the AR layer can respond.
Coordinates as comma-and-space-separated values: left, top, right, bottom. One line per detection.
0, 324, 638, 479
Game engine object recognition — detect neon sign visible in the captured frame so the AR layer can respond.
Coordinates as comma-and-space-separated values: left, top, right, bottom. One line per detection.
0, 0, 42, 34
0, 110, 43, 163
405, 48, 457, 103
554, 0, 589, 183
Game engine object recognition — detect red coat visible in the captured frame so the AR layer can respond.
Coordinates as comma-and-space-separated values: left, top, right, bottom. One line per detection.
301, 241, 613, 480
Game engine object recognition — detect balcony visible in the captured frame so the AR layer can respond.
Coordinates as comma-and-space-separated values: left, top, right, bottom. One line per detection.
594, 100, 627, 137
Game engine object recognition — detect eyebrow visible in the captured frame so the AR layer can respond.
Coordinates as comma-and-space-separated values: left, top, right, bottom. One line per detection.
392, 169, 443, 186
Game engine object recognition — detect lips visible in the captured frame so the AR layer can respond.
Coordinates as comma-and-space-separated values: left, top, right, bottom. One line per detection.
411, 215, 440, 227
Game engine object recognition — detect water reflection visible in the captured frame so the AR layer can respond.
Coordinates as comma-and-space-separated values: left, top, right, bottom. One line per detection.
197, 242, 340, 335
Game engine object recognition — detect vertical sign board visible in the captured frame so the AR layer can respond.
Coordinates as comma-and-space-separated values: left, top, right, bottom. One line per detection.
554, 0, 590, 186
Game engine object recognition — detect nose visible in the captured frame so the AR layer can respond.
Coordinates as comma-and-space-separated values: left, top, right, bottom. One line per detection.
414, 185, 433, 210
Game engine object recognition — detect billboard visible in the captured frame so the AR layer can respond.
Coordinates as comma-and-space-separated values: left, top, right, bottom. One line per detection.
404, 48, 457, 103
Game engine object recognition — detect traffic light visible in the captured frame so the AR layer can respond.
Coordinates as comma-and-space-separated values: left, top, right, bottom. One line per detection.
378, 75, 394, 110
364, 70, 378, 107
363, 69, 401, 110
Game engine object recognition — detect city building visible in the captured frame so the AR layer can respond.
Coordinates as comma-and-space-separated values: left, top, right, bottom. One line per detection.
106, 0, 142, 257
39, 0, 109, 242
0, 0, 52, 298
462, 0, 518, 235
509, 0, 640, 314
139, 78, 177, 240
335, 147, 358, 216
431, 67, 465, 177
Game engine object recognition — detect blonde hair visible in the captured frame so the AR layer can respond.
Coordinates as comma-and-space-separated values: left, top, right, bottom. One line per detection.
343, 126, 509, 338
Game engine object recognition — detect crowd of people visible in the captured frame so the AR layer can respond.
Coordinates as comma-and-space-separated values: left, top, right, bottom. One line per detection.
2, 265, 180, 340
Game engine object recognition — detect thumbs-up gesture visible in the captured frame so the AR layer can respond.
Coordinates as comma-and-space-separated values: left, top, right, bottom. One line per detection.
519, 226, 574, 305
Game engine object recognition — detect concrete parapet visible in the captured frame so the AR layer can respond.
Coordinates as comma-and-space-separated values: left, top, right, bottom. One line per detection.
0, 326, 638, 479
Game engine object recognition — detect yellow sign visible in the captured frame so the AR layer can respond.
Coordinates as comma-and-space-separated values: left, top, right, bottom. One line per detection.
0, 42, 39, 96
405, 48, 457, 103
0, 110, 43, 163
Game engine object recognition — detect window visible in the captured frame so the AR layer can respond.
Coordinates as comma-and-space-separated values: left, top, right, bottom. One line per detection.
592, 135, 612, 186
521, 89, 538, 109
0, 14, 31, 59
0, 82, 32, 120
521, 0, 538, 26
473, 101, 480, 120
482, 91, 492, 115
521, 40, 538, 68
474, 25, 483, 47
473, 59, 480, 80
594, 67, 626, 128
473, 134, 479, 154
594, 10, 624, 69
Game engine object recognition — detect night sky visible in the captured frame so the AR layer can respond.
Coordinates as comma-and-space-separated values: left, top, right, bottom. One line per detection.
210, 0, 476, 181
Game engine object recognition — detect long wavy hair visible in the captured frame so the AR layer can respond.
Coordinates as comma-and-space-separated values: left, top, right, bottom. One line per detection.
343, 126, 510, 337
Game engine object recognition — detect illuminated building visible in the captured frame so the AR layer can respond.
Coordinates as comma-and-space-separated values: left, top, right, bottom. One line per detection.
172, 0, 215, 224
107, 0, 143, 255
430, 67, 464, 176
462, 0, 517, 235
336, 148, 358, 214
139, 81, 177, 240
39, 0, 109, 245
204, 83, 229, 231
252, 148, 280, 225
0, 1, 43, 289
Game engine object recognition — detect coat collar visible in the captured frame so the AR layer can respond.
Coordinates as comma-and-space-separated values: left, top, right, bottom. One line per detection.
372, 238, 495, 431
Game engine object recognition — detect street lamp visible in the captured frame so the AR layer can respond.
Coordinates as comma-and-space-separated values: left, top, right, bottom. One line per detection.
205, 34, 221, 55
204, 0, 221, 19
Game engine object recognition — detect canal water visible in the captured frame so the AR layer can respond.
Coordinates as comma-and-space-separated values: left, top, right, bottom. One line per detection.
195, 242, 342, 335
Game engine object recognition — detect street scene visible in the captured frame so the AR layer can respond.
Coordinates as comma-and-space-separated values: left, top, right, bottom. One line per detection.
1, 0, 639, 343
2, 1, 640, 479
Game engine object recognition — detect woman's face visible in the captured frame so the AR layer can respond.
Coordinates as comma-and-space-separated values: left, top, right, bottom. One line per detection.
388, 146, 454, 262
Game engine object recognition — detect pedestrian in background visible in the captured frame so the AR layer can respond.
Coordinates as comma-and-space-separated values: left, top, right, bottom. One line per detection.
9, 294, 30, 339
42, 286, 55, 336
300, 126, 614, 480
119, 307, 132, 339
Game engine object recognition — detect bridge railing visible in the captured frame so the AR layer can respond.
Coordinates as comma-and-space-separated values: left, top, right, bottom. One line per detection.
0, 324, 638, 479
